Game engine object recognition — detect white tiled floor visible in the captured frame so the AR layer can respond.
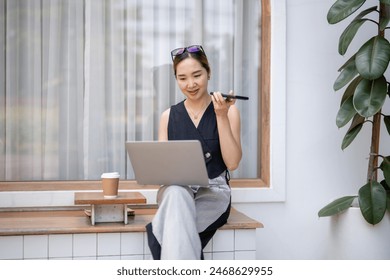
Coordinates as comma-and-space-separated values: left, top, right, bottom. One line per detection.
0, 229, 257, 260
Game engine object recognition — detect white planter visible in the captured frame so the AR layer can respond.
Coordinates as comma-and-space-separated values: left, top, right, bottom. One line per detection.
324, 207, 390, 259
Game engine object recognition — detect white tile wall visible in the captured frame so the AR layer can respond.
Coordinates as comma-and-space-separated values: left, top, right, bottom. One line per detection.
24, 235, 49, 259
213, 230, 234, 252
73, 233, 97, 257
121, 254, 144, 260
0, 229, 257, 260
97, 255, 120, 260
235, 229, 256, 251
97, 233, 121, 256
0, 236, 23, 260
204, 238, 212, 253
143, 232, 151, 256
73, 256, 96, 260
213, 251, 235, 260
204, 252, 212, 260
121, 232, 144, 255
49, 234, 73, 259
235, 250, 256, 260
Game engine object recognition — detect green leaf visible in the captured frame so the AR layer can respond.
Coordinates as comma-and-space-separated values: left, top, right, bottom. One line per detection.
380, 0, 390, 6
334, 58, 358, 91
318, 196, 356, 217
327, 0, 366, 24
382, 179, 390, 213
353, 76, 387, 118
337, 55, 356, 72
381, 180, 390, 212
339, 6, 377, 54
355, 36, 390, 80
358, 181, 387, 225
381, 179, 390, 191
387, 191, 390, 212
336, 96, 356, 128
384, 115, 390, 135
339, 75, 363, 105
339, 19, 367, 55
356, 5, 379, 18
354, 5, 378, 19
380, 156, 390, 187
341, 114, 364, 150
379, 3, 390, 30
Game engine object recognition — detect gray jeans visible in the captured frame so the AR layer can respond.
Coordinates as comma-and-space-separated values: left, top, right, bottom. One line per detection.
147, 173, 231, 260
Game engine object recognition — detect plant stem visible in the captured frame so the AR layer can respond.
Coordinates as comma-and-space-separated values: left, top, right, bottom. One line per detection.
367, 112, 381, 182
367, 2, 386, 183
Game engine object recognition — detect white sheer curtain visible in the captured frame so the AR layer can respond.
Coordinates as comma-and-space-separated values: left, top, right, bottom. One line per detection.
0, 0, 260, 181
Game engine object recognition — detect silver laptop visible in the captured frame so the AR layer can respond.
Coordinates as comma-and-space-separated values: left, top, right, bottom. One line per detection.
126, 140, 209, 186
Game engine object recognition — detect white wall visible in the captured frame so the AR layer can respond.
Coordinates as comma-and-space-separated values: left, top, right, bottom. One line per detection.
232, 0, 390, 259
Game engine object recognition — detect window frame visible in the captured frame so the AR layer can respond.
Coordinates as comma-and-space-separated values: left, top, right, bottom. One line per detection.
0, 0, 288, 204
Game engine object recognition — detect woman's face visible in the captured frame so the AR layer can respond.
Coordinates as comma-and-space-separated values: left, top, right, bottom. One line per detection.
175, 57, 209, 101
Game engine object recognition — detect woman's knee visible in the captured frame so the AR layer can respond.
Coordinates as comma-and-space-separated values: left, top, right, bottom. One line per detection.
157, 185, 193, 203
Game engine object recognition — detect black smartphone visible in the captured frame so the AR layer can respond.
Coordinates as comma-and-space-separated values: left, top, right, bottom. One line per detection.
210, 92, 249, 100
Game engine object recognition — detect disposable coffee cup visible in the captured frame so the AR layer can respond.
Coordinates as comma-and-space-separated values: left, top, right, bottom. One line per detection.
101, 172, 120, 198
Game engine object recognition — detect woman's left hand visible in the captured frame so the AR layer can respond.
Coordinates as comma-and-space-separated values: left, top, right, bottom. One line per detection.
211, 90, 236, 116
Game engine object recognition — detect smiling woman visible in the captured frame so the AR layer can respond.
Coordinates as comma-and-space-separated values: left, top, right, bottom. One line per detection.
0, 0, 267, 186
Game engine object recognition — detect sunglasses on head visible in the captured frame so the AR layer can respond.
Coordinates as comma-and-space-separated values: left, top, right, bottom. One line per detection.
171, 45, 205, 61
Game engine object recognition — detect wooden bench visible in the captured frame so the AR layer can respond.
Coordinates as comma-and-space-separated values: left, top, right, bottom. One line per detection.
0, 181, 263, 259
0, 206, 262, 236
0, 206, 263, 260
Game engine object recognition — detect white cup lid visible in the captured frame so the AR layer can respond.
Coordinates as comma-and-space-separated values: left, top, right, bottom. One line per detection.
101, 172, 120, 179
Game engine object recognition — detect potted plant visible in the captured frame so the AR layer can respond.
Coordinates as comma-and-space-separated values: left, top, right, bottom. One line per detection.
318, 0, 390, 225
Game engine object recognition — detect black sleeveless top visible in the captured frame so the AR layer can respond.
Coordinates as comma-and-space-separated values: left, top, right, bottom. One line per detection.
168, 100, 227, 179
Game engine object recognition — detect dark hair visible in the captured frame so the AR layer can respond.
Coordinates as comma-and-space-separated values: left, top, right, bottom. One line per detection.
172, 51, 211, 77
